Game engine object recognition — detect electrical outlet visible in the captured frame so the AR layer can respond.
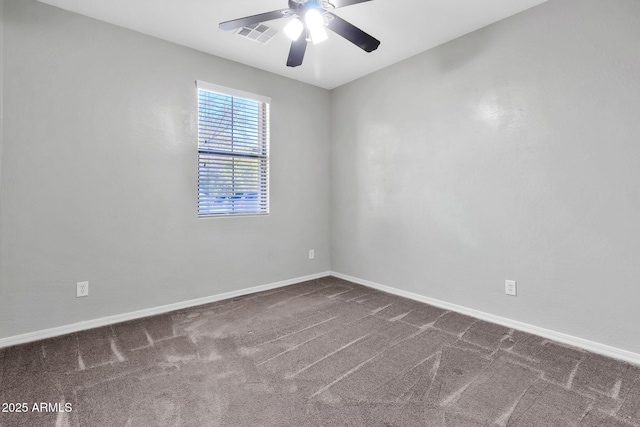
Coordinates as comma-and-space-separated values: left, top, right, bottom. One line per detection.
77, 281, 89, 298
505, 280, 517, 296
309, 249, 315, 260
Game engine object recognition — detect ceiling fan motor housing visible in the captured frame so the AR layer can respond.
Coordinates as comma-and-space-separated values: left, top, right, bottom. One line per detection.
288, 0, 332, 14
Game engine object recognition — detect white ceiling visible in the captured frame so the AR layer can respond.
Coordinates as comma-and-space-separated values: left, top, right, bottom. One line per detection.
38, 0, 547, 89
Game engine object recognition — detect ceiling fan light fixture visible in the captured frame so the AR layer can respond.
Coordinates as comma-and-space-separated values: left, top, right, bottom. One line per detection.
309, 27, 328, 44
283, 18, 304, 41
305, 9, 328, 44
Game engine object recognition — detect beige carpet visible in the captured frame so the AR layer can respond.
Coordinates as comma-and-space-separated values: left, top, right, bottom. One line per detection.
1, 276, 639, 426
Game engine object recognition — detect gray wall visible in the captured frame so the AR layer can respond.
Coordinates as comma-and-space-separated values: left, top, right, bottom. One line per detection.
0, 0, 4, 324
331, 0, 640, 353
0, 0, 331, 338
0, 0, 3, 207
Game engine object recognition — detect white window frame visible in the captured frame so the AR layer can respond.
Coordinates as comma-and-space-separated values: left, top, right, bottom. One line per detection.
196, 81, 271, 217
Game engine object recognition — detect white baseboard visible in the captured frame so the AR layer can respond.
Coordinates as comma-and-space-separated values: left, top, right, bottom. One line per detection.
0, 271, 331, 349
5, 270, 639, 366
331, 271, 640, 366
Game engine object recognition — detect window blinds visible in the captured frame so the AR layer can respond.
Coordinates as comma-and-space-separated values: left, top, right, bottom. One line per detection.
197, 82, 270, 216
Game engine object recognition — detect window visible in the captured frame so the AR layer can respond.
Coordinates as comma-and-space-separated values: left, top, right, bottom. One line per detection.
197, 81, 270, 216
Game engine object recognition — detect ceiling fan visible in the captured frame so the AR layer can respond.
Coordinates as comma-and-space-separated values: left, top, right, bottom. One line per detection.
219, 0, 380, 67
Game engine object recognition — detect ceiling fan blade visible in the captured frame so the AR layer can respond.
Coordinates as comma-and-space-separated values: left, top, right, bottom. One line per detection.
327, 0, 373, 9
219, 9, 290, 31
326, 14, 380, 52
286, 37, 307, 67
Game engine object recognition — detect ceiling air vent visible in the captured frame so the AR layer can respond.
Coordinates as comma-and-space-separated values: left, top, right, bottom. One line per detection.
236, 23, 278, 44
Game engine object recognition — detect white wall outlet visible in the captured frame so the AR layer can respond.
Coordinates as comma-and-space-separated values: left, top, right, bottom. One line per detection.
77, 281, 89, 298
309, 249, 315, 260
505, 280, 517, 296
